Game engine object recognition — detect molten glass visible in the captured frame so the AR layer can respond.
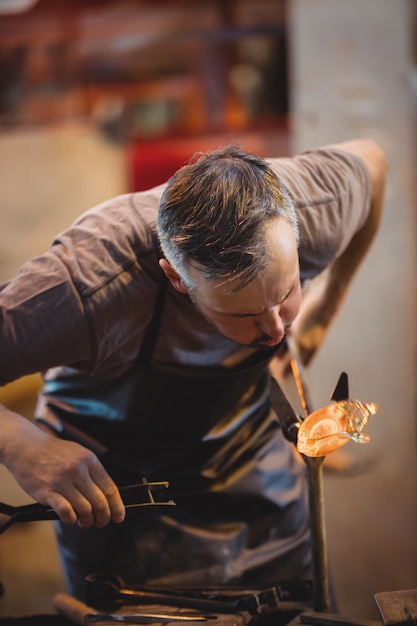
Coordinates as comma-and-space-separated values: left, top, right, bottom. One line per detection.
296, 399, 378, 457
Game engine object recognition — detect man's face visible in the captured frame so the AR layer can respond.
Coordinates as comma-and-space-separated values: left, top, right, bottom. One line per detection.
164, 219, 301, 349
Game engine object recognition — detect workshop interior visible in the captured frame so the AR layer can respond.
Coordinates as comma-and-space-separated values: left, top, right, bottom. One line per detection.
0, 0, 416, 623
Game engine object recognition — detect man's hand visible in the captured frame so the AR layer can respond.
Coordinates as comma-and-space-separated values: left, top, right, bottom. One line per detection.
0, 404, 125, 528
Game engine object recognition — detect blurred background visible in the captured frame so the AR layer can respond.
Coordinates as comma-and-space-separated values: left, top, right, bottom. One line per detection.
0, 0, 416, 620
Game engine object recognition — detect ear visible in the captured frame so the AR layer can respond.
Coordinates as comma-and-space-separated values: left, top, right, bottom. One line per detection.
159, 258, 188, 294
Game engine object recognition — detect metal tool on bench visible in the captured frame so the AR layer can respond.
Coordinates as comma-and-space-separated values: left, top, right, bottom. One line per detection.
86, 572, 313, 615
54, 592, 213, 625
374, 589, 417, 626
85, 612, 209, 624
0, 480, 175, 535
281, 589, 417, 626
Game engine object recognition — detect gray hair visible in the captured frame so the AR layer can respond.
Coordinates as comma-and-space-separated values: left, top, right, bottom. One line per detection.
157, 144, 298, 291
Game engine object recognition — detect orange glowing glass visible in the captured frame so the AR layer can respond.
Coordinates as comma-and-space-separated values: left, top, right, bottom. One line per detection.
296, 399, 378, 457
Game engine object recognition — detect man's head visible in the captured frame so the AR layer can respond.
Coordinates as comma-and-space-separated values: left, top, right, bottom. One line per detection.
157, 145, 298, 289
157, 145, 301, 347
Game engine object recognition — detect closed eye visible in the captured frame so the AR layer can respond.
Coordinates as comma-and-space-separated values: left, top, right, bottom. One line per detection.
229, 284, 296, 319
232, 311, 263, 318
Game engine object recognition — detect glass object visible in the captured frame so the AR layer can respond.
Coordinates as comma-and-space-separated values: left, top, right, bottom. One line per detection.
296, 399, 378, 457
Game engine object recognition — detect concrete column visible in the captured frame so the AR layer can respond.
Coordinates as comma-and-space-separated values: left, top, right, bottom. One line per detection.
288, 0, 416, 619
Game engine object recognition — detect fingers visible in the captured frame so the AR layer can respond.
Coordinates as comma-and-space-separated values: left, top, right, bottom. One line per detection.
88, 458, 125, 526
2, 418, 125, 530
46, 448, 125, 529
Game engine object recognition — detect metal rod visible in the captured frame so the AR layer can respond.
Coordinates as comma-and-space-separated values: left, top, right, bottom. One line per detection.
305, 456, 330, 612
286, 336, 330, 612
287, 335, 314, 417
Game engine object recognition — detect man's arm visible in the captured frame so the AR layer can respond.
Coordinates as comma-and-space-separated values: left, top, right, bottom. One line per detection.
0, 403, 125, 528
272, 138, 388, 376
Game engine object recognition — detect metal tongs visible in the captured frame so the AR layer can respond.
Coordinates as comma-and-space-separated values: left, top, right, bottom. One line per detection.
0, 480, 175, 535
86, 572, 313, 614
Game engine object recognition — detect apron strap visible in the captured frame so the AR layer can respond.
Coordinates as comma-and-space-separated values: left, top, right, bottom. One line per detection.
138, 275, 167, 363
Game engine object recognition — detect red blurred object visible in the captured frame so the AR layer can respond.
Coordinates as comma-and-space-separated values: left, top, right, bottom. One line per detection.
127, 134, 269, 192
128, 140, 195, 191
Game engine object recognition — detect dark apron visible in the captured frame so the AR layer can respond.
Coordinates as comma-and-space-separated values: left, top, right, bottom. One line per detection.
41, 347, 276, 478
37, 286, 311, 601
38, 279, 280, 482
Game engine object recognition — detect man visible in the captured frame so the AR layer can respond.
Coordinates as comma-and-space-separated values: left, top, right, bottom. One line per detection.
0, 139, 387, 601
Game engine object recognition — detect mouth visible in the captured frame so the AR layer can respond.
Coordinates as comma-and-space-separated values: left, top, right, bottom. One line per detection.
251, 335, 286, 349
259, 339, 281, 347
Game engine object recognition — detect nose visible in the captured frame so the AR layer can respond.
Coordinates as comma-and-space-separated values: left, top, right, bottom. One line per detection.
257, 307, 286, 343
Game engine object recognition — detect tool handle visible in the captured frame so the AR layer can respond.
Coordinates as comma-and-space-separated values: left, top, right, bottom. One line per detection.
54, 592, 95, 625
